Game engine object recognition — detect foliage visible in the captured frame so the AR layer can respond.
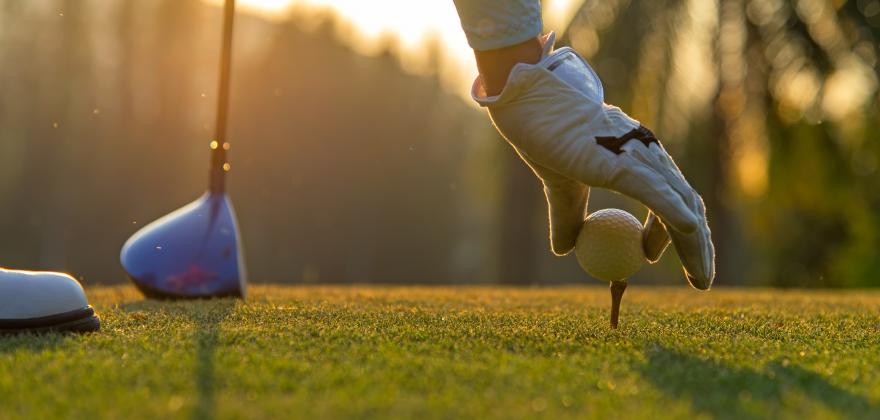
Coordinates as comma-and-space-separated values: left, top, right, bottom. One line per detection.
564, 0, 880, 286
1, 0, 877, 287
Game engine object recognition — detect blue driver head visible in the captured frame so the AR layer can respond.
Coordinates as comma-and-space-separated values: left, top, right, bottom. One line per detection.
120, 192, 246, 299
121, 0, 246, 299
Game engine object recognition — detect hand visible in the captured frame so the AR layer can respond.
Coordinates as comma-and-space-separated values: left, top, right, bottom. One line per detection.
472, 33, 714, 290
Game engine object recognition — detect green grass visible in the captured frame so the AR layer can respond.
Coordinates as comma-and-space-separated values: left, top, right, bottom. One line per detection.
1, 285, 879, 419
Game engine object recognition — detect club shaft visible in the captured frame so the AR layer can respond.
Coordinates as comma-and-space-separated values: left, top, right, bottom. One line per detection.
211, 0, 236, 194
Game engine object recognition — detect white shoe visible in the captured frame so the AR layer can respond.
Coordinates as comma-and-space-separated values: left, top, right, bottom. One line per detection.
0, 268, 100, 334
472, 32, 715, 290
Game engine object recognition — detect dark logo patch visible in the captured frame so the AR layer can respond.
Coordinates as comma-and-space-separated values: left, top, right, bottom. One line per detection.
595, 126, 659, 155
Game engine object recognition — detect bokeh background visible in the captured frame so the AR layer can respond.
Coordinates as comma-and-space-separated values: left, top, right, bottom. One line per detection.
0, 0, 877, 288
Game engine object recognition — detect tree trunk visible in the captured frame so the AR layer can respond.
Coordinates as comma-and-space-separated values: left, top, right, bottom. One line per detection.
498, 153, 542, 285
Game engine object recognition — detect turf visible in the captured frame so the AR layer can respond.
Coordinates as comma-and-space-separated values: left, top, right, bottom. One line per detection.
1, 285, 879, 419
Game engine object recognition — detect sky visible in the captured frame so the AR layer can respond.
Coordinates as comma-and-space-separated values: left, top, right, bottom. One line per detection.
207, 0, 583, 102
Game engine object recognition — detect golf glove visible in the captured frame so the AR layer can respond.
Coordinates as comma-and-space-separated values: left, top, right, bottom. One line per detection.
472, 33, 715, 290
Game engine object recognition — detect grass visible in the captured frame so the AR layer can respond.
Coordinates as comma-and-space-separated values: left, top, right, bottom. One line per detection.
1, 285, 879, 419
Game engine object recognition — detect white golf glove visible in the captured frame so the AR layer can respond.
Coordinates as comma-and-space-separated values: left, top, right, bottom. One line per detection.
473, 33, 715, 290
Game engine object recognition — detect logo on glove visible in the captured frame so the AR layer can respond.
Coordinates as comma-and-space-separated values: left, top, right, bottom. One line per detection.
595, 126, 659, 155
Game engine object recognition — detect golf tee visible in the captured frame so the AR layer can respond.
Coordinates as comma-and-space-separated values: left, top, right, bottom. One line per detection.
609, 280, 627, 329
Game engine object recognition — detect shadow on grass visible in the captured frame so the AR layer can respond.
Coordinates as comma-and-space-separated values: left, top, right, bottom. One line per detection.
121, 298, 235, 420
639, 344, 878, 419
0, 331, 78, 354
0, 313, 104, 353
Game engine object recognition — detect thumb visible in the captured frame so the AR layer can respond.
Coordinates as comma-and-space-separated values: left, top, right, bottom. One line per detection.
542, 178, 589, 256
643, 211, 671, 263
510, 148, 589, 256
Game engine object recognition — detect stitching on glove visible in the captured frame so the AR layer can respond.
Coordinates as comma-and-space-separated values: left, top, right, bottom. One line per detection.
594, 126, 659, 155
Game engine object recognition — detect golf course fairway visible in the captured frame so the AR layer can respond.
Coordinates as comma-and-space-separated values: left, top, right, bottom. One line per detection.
1, 286, 878, 419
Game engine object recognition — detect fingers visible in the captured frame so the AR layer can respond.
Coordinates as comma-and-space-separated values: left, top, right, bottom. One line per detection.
631, 142, 715, 288
511, 147, 590, 256
611, 142, 714, 288
680, 194, 714, 289
528, 158, 589, 256
668, 224, 715, 290
609, 162, 699, 234
642, 211, 670, 263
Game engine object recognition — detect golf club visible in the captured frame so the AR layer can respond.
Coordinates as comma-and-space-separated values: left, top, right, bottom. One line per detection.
120, 0, 246, 299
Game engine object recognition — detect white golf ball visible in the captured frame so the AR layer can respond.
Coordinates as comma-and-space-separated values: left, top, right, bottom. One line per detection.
575, 209, 645, 282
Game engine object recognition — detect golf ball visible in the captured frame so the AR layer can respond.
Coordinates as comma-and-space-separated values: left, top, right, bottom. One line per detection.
575, 209, 645, 282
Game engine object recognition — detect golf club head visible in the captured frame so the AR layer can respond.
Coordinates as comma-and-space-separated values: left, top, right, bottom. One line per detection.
120, 192, 247, 299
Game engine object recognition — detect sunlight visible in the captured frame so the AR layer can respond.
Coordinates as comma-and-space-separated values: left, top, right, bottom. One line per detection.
206, 0, 583, 101
289, 0, 477, 98
212, 0, 292, 19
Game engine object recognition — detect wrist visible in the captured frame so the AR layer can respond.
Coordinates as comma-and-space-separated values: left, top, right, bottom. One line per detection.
473, 37, 542, 96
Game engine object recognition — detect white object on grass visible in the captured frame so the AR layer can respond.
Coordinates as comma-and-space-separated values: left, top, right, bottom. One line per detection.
0, 268, 100, 333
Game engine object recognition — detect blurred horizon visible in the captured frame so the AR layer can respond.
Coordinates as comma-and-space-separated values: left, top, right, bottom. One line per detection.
202, 0, 585, 103
1, 0, 878, 288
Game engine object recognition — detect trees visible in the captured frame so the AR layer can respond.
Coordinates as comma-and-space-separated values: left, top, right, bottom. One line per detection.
562, 0, 880, 286
0, 1, 489, 285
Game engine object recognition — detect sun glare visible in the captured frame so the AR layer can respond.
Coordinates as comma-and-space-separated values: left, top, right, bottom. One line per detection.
207, 0, 580, 101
